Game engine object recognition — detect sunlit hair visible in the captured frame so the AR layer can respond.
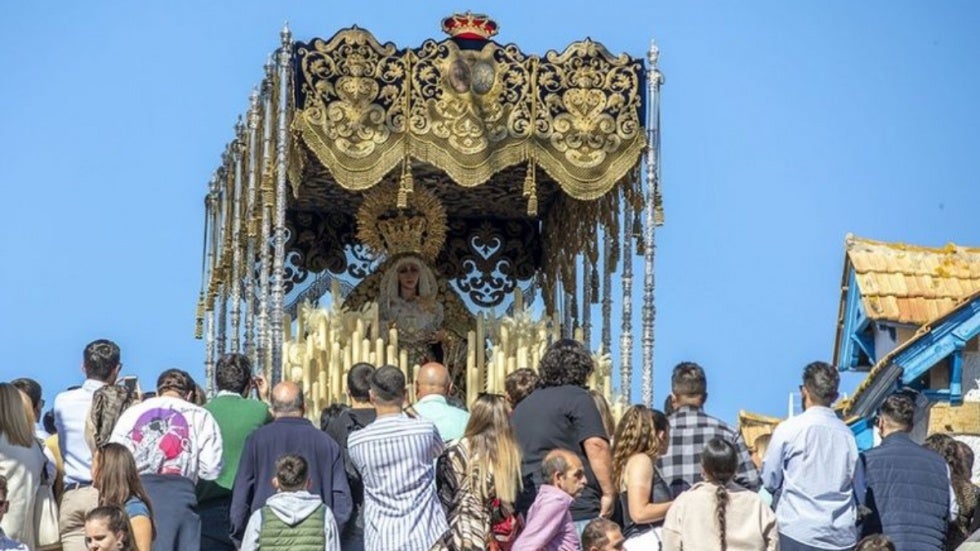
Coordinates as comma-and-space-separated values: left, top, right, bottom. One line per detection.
924, 433, 975, 517
93, 443, 155, 534
612, 405, 662, 488
85, 505, 135, 551
463, 393, 522, 503
381, 255, 438, 302
17, 388, 36, 427
589, 389, 616, 440
0, 383, 34, 447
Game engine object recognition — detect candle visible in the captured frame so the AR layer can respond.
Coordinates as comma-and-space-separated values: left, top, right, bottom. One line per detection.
375, 338, 385, 368
476, 314, 485, 393
399, 350, 409, 381
351, 330, 361, 363
389, 328, 399, 354
372, 304, 380, 342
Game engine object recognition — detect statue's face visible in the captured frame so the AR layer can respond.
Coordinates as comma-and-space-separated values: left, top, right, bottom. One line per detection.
397, 262, 421, 293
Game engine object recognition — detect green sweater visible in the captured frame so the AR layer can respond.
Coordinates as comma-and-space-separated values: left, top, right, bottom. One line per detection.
197, 393, 272, 502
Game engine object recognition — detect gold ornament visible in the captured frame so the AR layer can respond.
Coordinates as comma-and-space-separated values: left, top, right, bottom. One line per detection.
356, 181, 447, 262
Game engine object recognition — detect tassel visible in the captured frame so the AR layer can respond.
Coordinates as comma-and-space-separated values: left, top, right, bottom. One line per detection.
524, 160, 538, 216
195, 292, 205, 339
398, 159, 414, 209
591, 263, 600, 303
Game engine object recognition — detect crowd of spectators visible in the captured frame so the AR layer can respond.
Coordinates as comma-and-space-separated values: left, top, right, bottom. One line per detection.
1, 337, 979, 550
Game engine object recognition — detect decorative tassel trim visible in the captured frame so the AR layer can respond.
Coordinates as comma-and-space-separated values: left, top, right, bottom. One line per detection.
524, 159, 538, 216
397, 158, 414, 209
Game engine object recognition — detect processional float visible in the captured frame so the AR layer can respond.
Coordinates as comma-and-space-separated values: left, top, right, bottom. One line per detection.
195, 13, 664, 415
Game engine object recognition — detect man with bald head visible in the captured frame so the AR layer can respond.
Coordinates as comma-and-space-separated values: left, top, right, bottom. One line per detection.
412, 361, 469, 441
514, 449, 587, 550
229, 380, 352, 546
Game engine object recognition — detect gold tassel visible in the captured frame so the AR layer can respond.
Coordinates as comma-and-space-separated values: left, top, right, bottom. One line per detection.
397, 159, 414, 209
524, 160, 538, 216
195, 291, 205, 339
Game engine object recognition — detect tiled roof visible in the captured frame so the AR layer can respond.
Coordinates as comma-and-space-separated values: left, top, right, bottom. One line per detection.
845, 234, 980, 325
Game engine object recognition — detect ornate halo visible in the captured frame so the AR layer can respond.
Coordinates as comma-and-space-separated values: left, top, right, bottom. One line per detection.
356, 182, 448, 262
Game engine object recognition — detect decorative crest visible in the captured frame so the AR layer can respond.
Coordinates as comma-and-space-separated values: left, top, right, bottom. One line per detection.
356, 182, 448, 262
441, 12, 498, 41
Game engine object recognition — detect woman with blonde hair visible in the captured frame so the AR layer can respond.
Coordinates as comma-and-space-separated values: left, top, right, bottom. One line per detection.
0, 383, 46, 547
612, 405, 672, 550
435, 393, 523, 551
92, 443, 154, 551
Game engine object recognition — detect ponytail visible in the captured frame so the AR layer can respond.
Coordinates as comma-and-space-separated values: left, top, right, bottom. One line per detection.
715, 483, 729, 551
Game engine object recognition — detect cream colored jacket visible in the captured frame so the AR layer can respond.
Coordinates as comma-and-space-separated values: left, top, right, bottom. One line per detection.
662, 481, 778, 551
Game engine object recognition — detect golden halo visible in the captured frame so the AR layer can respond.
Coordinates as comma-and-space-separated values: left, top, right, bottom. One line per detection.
356, 182, 448, 262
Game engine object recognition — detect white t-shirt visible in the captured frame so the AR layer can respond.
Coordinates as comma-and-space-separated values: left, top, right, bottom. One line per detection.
110, 395, 223, 483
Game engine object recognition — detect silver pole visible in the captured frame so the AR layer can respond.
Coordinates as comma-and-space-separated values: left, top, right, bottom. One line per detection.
641, 40, 664, 407
230, 121, 244, 353
620, 200, 633, 403
216, 167, 229, 356
270, 24, 292, 384
244, 91, 260, 365
601, 225, 612, 358
582, 256, 592, 348
257, 59, 275, 378
204, 175, 219, 393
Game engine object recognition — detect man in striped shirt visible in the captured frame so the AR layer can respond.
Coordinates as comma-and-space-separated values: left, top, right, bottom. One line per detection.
348, 365, 448, 551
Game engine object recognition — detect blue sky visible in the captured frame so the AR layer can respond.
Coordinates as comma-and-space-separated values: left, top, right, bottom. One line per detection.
2, 1, 979, 424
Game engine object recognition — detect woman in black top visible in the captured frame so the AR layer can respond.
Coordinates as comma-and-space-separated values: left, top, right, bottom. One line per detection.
612, 405, 673, 549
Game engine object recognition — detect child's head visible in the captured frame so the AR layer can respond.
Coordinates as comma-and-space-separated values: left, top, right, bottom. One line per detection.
84, 506, 134, 551
856, 535, 895, 551
273, 454, 310, 493
700, 436, 738, 485
751, 433, 771, 470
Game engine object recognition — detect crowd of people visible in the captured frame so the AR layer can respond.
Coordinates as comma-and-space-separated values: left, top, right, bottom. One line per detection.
1, 338, 979, 551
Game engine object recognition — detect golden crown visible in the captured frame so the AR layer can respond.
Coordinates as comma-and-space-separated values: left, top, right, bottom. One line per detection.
441, 12, 499, 41
356, 183, 447, 262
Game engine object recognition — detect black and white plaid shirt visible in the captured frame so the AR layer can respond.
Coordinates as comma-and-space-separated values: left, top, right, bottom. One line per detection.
658, 405, 761, 496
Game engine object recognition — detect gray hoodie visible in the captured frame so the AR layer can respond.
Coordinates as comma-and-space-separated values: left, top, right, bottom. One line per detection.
240, 490, 340, 551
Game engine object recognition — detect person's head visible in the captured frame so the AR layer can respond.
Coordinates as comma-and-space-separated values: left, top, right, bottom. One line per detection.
875, 391, 915, 436
463, 393, 522, 503
538, 339, 594, 389
92, 443, 154, 518
670, 362, 707, 408
855, 534, 895, 551
701, 436, 738, 485
215, 353, 253, 396
347, 362, 375, 404
541, 449, 586, 497
801, 361, 839, 408
16, 387, 35, 426
751, 433, 771, 470
369, 365, 406, 408
581, 517, 624, 551
589, 390, 616, 440
924, 433, 968, 479
84, 339, 122, 384
155, 368, 195, 400
0, 474, 8, 524
382, 255, 438, 300
504, 368, 538, 407
85, 505, 135, 551
43, 409, 57, 436
415, 362, 452, 399
270, 381, 305, 418
651, 408, 670, 455
0, 383, 34, 448
10, 377, 42, 420
319, 403, 350, 432
612, 405, 663, 487
272, 454, 310, 493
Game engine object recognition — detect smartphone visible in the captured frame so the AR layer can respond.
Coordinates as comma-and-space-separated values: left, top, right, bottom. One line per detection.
119, 376, 139, 397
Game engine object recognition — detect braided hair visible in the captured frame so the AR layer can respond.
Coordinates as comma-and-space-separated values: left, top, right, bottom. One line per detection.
701, 437, 738, 551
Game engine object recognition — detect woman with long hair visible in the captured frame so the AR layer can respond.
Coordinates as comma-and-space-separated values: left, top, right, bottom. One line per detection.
612, 405, 672, 550
84, 506, 136, 551
91, 444, 154, 551
435, 393, 522, 551
923, 433, 977, 549
662, 437, 777, 551
0, 383, 45, 548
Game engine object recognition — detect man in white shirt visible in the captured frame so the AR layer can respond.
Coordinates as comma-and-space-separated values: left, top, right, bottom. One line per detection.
111, 368, 223, 551
53, 339, 120, 551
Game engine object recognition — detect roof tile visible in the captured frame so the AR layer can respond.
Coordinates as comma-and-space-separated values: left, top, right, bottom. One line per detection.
845, 236, 980, 325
